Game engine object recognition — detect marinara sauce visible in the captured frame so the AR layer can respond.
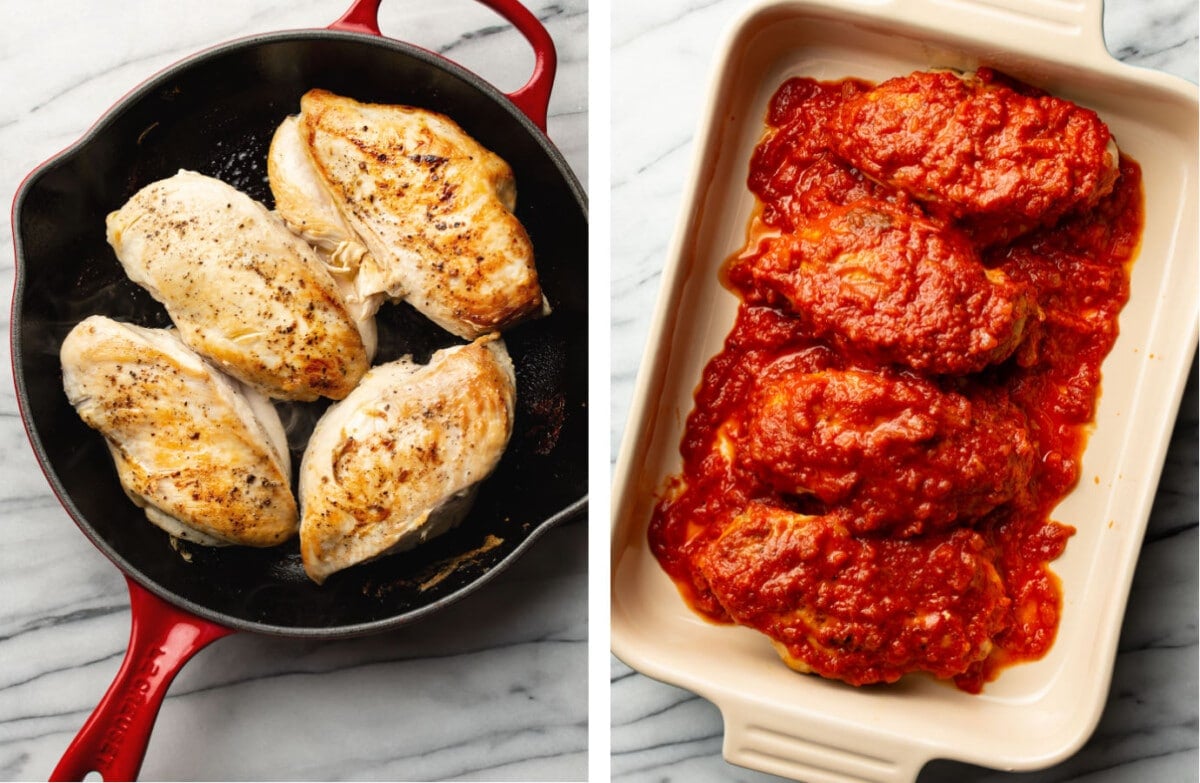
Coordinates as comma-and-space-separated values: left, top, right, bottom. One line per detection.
648, 73, 1143, 692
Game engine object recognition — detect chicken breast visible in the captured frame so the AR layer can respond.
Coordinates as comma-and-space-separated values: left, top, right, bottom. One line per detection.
106, 169, 369, 401
299, 333, 516, 584
735, 198, 1036, 374
267, 115, 382, 359
697, 503, 1009, 686
60, 315, 297, 547
832, 69, 1120, 244
295, 89, 546, 339
738, 368, 1036, 536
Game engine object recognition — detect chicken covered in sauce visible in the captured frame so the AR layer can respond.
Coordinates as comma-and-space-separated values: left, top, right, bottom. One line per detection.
736, 367, 1036, 537
698, 504, 1009, 686
731, 198, 1036, 374
650, 69, 1142, 692
832, 69, 1120, 245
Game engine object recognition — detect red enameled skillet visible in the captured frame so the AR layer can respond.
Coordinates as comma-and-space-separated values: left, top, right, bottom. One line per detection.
9, 1, 587, 779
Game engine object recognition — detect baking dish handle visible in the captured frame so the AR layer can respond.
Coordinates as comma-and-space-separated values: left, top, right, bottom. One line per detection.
890, 0, 1112, 69
718, 701, 928, 783
330, 0, 557, 132
49, 577, 234, 782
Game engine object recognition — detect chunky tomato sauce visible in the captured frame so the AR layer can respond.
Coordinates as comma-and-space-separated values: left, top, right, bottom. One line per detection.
648, 72, 1143, 692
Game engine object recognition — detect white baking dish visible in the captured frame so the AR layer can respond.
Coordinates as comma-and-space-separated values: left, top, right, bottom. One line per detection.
609, 0, 1199, 780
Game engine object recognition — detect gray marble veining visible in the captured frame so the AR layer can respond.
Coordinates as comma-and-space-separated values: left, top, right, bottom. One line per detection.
0, 1, 587, 780
610, 0, 1198, 780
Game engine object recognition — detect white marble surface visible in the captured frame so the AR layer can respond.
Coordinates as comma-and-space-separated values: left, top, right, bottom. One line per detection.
610, 0, 1198, 781
0, 1, 587, 781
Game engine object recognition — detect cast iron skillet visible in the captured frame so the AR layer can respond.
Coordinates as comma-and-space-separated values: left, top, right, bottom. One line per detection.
9, 0, 587, 779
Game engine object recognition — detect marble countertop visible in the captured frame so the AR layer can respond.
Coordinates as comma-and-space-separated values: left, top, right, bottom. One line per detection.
0, 1, 587, 780
610, 1, 1198, 782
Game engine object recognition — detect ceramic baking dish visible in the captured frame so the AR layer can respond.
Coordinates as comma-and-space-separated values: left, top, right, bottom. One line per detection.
609, 0, 1198, 780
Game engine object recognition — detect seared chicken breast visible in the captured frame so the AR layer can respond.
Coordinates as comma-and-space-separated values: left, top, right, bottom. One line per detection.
293, 89, 546, 339
299, 333, 516, 584
106, 169, 369, 401
60, 315, 297, 547
268, 115, 382, 358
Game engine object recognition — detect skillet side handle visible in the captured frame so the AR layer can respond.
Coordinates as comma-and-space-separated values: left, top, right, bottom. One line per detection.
49, 577, 234, 782
475, 0, 557, 132
328, 0, 557, 132
331, 0, 382, 36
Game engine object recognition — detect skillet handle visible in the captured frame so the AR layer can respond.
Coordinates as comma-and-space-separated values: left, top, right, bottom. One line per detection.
49, 577, 234, 782
329, 0, 558, 131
